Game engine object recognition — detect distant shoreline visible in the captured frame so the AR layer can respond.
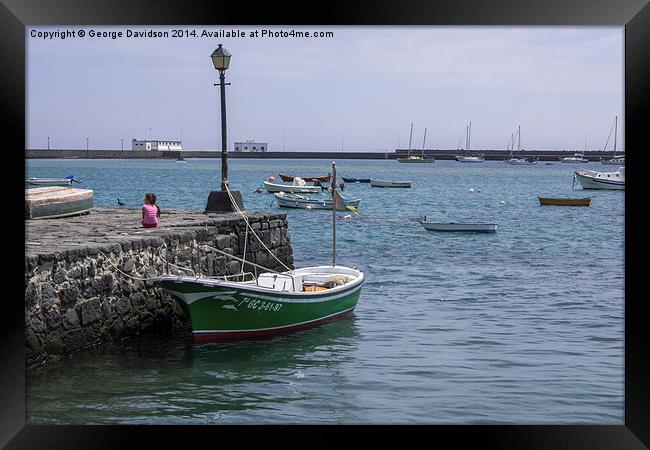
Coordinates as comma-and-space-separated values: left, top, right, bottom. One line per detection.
25, 149, 622, 161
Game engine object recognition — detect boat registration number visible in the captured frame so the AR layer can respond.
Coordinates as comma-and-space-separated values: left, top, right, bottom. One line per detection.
241, 298, 283, 312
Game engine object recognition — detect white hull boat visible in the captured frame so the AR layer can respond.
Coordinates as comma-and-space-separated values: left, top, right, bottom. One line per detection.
370, 179, 412, 188
263, 180, 322, 194
421, 221, 497, 233
560, 152, 589, 163
504, 158, 537, 165
274, 192, 360, 210
574, 166, 624, 190
26, 176, 81, 186
456, 155, 485, 163
600, 155, 625, 165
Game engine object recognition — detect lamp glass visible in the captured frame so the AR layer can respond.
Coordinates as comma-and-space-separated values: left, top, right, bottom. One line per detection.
210, 45, 231, 70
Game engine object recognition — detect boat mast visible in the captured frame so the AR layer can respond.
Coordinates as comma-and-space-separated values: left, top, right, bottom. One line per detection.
518, 125, 521, 153
422, 127, 427, 158
407, 123, 413, 155
468, 121, 472, 153
331, 161, 337, 267
614, 115, 618, 154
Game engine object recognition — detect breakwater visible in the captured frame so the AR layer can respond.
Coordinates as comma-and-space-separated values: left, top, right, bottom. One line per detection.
25, 149, 623, 161
24, 207, 293, 367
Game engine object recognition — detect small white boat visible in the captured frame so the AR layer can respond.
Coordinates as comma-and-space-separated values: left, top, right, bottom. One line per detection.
370, 179, 412, 188
560, 152, 589, 163
504, 126, 537, 165
420, 220, 497, 233
25, 175, 81, 186
274, 192, 360, 211
574, 166, 624, 190
455, 121, 484, 162
263, 180, 322, 194
456, 155, 485, 163
600, 155, 625, 165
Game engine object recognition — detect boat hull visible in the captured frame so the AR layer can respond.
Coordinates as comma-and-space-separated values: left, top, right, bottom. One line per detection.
341, 178, 371, 183
397, 158, 435, 163
538, 197, 591, 206
263, 181, 322, 194
278, 173, 330, 183
370, 180, 412, 188
275, 194, 360, 210
575, 171, 624, 190
421, 222, 497, 232
505, 159, 537, 165
157, 267, 364, 342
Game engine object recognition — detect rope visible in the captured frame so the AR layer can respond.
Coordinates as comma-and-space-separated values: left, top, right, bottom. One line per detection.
224, 184, 292, 272
97, 250, 158, 281
160, 242, 196, 277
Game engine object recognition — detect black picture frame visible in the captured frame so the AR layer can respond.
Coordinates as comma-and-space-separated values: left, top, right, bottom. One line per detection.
4, 0, 648, 447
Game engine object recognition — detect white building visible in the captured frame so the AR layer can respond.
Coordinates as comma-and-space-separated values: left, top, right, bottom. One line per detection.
132, 139, 183, 151
234, 140, 267, 152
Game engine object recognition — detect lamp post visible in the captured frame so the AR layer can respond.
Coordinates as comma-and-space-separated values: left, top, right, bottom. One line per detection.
204, 44, 244, 213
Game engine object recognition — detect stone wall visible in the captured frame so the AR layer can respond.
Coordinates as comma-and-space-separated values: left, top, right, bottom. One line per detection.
24, 212, 293, 367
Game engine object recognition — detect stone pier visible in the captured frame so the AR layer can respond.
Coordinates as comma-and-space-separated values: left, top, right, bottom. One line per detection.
24, 207, 294, 367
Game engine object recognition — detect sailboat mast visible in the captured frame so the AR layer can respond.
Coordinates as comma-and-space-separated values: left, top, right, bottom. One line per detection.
614, 115, 617, 153
468, 121, 472, 152
465, 125, 469, 151
408, 123, 413, 153
331, 161, 337, 267
422, 127, 427, 157
518, 125, 521, 152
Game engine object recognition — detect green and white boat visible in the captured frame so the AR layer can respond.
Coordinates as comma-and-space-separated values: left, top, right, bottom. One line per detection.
156, 161, 365, 342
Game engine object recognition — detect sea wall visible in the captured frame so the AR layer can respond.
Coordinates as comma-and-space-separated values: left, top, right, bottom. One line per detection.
24, 209, 293, 367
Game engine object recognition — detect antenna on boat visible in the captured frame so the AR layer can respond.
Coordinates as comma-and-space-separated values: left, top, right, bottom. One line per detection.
331, 161, 337, 267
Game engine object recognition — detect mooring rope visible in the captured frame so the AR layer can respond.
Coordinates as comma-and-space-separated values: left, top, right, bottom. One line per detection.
97, 250, 158, 281
224, 183, 292, 272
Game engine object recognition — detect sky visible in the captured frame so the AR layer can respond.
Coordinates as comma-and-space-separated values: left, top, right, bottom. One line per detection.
26, 26, 624, 152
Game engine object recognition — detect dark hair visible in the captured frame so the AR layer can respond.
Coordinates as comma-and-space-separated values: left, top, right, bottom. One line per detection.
144, 192, 157, 204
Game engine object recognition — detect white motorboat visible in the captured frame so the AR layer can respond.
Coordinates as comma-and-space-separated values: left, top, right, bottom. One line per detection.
263, 179, 322, 194
560, 152, 589, 163
370, 179, 412, 188
420, 220, 497, 233
574, 166, 624, 190
274, 192, 360, 211
25, 175, 81, 186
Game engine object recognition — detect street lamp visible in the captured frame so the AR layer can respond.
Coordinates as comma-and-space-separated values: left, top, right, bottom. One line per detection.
204, 44, 243, 213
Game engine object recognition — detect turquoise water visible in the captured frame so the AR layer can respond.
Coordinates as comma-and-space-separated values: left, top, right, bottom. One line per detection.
25, 158, 624, 424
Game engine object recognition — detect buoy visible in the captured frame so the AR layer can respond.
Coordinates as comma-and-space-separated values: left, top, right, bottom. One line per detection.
500, 200, 506, 204
469, 188, 475, 193
256, 188, 263, 193
306, 205, 312, 210
268, 176, 276, 182
343, 214, 352, 219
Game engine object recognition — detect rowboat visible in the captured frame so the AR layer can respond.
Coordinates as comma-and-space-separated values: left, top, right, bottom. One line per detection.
263, 180, 322, 194
420, 221, 497, 233
278, 173, 330, 183
538, 196, 591, 206
25, 175, 81, 186
25, 186, 93, 219
341, 177, 371, 183
370, 179, 412, 188
156, 161, 364, 342
573, 166, 624, 190
274, 192, 360, 211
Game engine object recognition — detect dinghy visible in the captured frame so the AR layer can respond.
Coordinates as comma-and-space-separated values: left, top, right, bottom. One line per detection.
156, 162, 365, 342
538, 196, 591, 206
341, 177, 371, 183
370, 179, 412, 188
25, 175, 81, 186
278, 173, 330, 183
420, 220, 497, 233
263, 179, 322, 194
274, 192, 360, 211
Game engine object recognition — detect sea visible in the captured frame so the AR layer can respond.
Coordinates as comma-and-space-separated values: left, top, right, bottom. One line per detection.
24, 157, 624, 424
